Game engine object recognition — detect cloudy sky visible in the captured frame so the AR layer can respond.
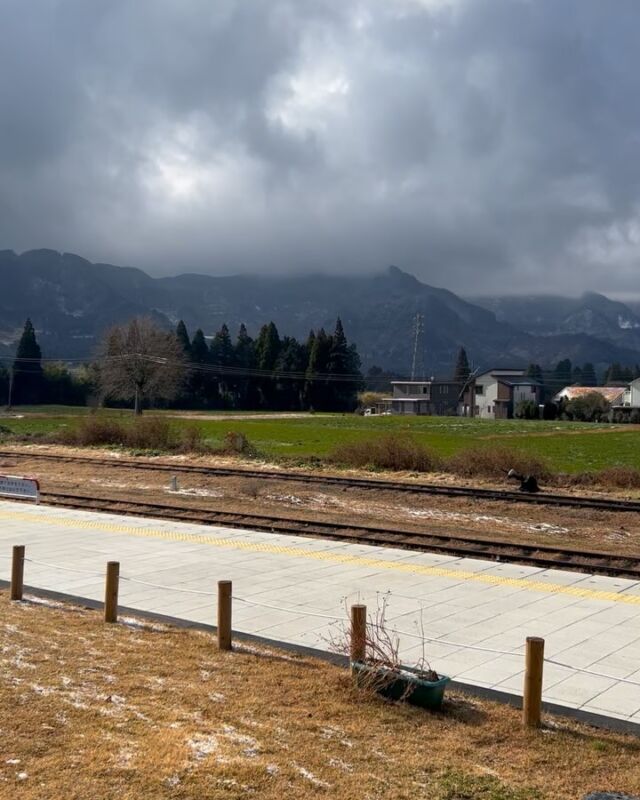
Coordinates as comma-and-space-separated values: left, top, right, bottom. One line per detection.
1, 0, 639, 295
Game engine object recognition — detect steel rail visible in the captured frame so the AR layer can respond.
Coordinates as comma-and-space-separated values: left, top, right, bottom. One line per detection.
27, 490, 640, 580
2, 449, 640, 514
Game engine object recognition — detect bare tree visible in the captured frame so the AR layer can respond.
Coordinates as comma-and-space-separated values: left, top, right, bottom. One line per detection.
97, 317, 187, 414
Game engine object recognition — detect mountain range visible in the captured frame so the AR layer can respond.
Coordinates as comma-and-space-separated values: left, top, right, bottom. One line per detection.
2, 248, 640, 376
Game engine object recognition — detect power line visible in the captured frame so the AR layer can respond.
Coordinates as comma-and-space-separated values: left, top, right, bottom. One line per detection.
0, 353, 365, 384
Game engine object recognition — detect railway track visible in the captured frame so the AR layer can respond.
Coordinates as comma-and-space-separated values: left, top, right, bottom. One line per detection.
2, 449, 640, 514
35, 490, 640, 579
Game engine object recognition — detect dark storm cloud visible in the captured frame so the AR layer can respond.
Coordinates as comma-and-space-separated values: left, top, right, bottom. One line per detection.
1, 0, 640, 294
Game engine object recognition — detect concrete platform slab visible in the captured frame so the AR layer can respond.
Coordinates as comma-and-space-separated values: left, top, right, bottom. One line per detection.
2, 499, 640, 727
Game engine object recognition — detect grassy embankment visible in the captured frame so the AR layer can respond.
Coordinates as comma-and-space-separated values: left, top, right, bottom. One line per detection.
2, 590, 640, 799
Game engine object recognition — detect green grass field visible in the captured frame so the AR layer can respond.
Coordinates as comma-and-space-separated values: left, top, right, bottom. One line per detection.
1, 406, 639, 473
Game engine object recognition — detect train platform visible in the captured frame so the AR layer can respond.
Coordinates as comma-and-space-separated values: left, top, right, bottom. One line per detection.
1, 499, 640, 730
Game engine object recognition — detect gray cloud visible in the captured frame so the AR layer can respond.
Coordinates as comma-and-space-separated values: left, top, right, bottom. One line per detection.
1, 0, 640, 295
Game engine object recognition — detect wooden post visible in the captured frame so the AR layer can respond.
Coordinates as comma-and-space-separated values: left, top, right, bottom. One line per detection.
217, 580, 232, 651
350, 604, 367, 669
10, 545, 25, 601
523, 636, 545, 728
104, 561, 120, 623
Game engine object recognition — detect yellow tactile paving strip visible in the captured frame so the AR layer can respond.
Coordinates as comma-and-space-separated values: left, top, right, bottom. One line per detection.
1, 506, 639, 606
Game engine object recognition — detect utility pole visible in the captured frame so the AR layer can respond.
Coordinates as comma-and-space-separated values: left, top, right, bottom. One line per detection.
410, 313, 425, 381
7, 365, 14, 410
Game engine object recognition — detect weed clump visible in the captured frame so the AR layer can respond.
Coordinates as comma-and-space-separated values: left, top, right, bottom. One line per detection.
331, 433, 441, 472
124, 416, 175, 450
445, 445, 551, 481
60, 416, 127, 447
567, 465, 640, 490
221, 431, 257, 457
56, 415, 207, 453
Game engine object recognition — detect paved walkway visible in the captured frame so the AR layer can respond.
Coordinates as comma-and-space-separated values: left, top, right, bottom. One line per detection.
1, 500, 640, 726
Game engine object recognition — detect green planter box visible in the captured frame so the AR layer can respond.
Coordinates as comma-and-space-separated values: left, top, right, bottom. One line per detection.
352, 661, 450, 710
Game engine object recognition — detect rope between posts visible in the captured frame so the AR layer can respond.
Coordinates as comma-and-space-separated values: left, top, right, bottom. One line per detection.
232, 595, 345, 622
15, 555, 640, 688
118, 575, 217, 596
544, 657, 640, 687
23, 558, 103, 577
368, 621, 522, 657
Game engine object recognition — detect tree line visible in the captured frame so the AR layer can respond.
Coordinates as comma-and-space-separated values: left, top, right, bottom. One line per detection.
1, 317, 364, 413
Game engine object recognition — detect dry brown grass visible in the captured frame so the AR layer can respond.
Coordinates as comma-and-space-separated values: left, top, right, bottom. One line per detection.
445, 445, 552, 482
567, 466, 640, 490
2, 591, 640, 799
56, 415, 207, 454
331, 433, 442, 473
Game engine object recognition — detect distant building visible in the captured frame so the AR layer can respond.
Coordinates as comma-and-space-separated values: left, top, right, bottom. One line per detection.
460, 368, 541, 419
621, 378, 640, 408
383, 380, 463, 416
553, 386, 626, 405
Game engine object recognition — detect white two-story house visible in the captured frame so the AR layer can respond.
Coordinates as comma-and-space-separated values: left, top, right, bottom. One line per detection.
460, 369, 541, 419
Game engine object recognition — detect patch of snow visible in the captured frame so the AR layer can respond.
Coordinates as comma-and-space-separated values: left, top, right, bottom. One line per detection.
222, 725, 260, 757
89, 479, 155, 491
120, 616, 168, 632
266, 764, 279, 775
24, 595, 66, 609
169, 487, 224, 498
117, 748, 136, 767
340, 739, 354, 749
216, 778, 239, 788
16, 772, 28, 781
295, 764, 330, 788
2, 646, 36, 671
187, 734, 219, 761
234, 642, 299, 662
328, 757, 353, 772
618, 315, 640, 330
31, 684, 54, 696
405, 507, 568, 534
165, 775, 181, 787
6, 759, 20, 765
265, 493, 304, 505
209, 692, 225, 703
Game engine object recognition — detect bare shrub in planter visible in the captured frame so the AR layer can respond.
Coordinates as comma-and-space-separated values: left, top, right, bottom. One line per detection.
329, 594, 448, 709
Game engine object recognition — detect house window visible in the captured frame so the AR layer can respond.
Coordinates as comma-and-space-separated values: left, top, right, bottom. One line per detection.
531, 386, 536, 393
423, 387, 428, 394
475, 385, 484, 395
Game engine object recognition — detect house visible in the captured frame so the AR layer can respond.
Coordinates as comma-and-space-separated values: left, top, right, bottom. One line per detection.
460, 369, 541, 419
621, 378, 640, 408
553, 386, 626, 405
383, 380, 463, 416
